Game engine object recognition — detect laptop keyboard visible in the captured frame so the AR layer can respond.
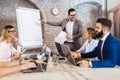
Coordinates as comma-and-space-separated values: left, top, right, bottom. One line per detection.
21, 63, 47, 73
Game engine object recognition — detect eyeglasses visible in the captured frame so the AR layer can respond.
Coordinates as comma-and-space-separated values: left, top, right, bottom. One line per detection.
8, 30, 16, 33
69, 14, 76, 16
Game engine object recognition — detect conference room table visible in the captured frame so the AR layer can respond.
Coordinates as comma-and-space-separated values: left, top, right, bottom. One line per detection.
1, 56, 120, 80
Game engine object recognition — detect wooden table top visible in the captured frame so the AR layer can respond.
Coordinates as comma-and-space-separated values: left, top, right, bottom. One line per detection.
1, 57, 120, 80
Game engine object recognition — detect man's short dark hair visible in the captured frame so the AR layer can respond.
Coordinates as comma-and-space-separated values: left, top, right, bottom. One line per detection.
68, 8, 75, 15
96, 18, 112, 29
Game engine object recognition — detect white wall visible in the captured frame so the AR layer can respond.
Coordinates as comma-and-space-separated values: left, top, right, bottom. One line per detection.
107, 0, 120, 10
107, 0, 120, 35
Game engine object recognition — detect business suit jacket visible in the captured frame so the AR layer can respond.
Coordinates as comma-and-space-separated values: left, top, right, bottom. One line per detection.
47, 18, 82, 51
81, 33, 120, 68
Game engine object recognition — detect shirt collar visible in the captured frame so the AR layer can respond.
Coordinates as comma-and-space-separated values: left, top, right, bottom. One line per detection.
101, 32, 110, 41
87, 39, 95, 44
68, 18, 75, 22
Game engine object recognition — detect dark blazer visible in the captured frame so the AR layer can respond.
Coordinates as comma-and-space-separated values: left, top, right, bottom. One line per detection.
81, 33, 120, 68
47, 18, 82, 50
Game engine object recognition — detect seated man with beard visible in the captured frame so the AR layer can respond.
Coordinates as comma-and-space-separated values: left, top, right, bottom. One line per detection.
72, 18, 120, 68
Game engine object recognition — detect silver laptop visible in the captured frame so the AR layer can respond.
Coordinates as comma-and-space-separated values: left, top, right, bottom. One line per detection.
60, 44, 82, 66
22, 45, 48, 73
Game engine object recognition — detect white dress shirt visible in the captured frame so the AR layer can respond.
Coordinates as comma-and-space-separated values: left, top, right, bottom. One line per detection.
66, 21, 74, 42
0, 42, 17, 62
101, 32, 110, 52
77, 39, 99, 53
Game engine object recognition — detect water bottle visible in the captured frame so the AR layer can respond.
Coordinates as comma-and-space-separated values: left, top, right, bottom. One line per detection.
53, 54, 59, 65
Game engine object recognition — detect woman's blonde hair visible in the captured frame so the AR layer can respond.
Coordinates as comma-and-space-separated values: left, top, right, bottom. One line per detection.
0, 25, 14, 43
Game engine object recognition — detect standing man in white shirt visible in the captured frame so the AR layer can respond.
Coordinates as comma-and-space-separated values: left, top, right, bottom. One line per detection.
43, 8, 82, 56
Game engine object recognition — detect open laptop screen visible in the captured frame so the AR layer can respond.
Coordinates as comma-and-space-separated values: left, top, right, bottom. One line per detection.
60, 44, 77, 65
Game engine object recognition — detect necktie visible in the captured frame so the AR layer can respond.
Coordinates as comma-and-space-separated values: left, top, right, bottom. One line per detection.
100, 40, 103, 60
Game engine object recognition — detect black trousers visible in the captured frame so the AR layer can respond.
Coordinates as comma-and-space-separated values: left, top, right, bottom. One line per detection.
55, 41, 80, 57
55, 42, 66, 57
64, 41, 81, 51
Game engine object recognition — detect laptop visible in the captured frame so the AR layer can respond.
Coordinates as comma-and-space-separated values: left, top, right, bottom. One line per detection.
21, 62, 47, 73
60, 44, 82, 66
24, 45, 49, 62
22, 45, 49, 73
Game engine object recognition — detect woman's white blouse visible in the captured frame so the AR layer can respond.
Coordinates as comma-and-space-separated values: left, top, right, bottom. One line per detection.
78, 39, 99, 53
0, 42, 17, 62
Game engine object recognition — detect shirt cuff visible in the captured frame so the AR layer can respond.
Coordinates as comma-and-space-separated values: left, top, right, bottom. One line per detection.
89, 61, 92, 67
8, 58, 12, 61
77, 52, 80, 57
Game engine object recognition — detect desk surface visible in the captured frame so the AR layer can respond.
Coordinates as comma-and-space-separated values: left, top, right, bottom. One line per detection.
1, 58, 120, 80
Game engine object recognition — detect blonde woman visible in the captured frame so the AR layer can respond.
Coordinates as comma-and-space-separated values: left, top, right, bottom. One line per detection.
0, 25, 21, 62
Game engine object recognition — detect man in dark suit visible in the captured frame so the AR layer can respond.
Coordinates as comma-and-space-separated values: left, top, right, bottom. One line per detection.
43, 8, 82, 56
73, 18, 120, 68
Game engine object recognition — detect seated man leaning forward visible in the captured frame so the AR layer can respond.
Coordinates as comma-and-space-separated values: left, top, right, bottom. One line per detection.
72, 18, 120, 68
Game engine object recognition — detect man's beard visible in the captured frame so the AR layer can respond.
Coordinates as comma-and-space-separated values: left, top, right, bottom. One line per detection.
94, 31, 103, 39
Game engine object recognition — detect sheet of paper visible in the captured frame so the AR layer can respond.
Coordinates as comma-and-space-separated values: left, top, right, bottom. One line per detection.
55, 31, 67, 44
